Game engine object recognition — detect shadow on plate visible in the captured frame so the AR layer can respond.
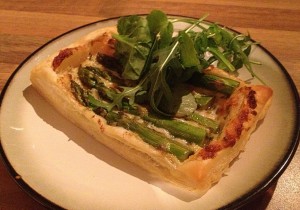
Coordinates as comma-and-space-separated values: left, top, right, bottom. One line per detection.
23, 85, 202, 202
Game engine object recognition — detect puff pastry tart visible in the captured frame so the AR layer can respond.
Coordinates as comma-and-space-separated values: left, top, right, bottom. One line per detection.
30, 14, 273, 195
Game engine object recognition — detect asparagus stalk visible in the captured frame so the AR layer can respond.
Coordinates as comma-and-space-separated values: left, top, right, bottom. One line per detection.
70, 80, 89, 106
142, 114, 206, 145
190, 72, 240, 95
71, 84, 201, 160
74, 66, 222, 154
79, 66, 112, 85
71, 82, 195, 160
106, 112, 194, 161
187, 112, 219, 133
78, 66, 118, 101
76, 67, 208, 145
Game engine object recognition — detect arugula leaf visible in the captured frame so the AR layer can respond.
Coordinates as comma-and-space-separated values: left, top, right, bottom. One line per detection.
147, 10, 173, 48
145, 17, 206, 115
101, 10, 260, 116
179, 32, 200, 68
113, 34, 150, 80
159, 22, 174, 48
117, 15, 151, 42
207, 46, 236, 71
159, 84, 197, 117
113, 15, 152, 80
190, 23, 259, 76
148, 44, 178, 115
147, 10, 169, 37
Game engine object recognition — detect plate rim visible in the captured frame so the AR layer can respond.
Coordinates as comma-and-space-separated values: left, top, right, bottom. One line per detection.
0, 15, 299, 210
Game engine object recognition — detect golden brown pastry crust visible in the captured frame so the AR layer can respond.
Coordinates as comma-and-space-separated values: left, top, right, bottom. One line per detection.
30, 26, 273, 195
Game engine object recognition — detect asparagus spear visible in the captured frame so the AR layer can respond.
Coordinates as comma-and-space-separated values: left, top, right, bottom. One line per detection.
190, 72, 240, 95
76, 68, 208, 145
70, 85, 194, 161
106, 112, 194, 161
78, 66, 118, 101
71, 77, 197, 157
78, 66, 112, 85
187, 112, 219, 133
74, 66, 219, 149
142, 114, 206, 145
70, 80, 89, 106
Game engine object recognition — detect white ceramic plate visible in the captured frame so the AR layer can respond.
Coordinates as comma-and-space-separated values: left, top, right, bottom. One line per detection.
1, 17, 299, 209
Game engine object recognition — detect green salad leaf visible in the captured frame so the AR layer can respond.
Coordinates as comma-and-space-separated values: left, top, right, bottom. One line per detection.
94, 10, 259, 116
113, 15, 152, 80
147, 10, 174, 48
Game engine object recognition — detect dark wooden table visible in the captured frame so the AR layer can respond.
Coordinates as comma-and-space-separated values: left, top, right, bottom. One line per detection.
1, 1, 299, 209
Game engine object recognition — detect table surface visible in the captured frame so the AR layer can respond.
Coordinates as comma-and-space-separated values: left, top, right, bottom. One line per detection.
0, 0, 299, 209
